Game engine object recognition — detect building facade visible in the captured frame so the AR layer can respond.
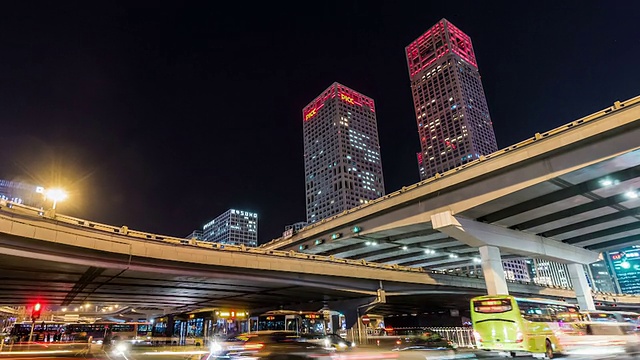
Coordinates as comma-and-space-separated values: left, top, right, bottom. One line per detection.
302, 82, 385, 224
0, 179, 45, 208
606, 246, 640, 294
406, 19, 498, 180
586, 259, 618, 293
201, 209, 258, 247
503, 259, 531, 282
528, 259, 572, 288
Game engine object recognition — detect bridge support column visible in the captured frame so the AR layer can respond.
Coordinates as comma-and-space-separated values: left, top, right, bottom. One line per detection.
568, 263, 595, 310
479, 246, 509, 295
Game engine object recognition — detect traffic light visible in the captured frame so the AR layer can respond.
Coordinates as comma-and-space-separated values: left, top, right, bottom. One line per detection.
32, 302, 42, 320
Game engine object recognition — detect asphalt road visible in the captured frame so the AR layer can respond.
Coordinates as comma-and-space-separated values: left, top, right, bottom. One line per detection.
1, 344, 632, 360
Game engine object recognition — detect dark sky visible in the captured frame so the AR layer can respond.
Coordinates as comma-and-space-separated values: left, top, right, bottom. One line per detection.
1, 1, 639, 244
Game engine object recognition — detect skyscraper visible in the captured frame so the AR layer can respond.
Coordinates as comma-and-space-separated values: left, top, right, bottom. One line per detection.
200, 209, 258, 246
406, 19, 498, 180
303, 82, 385, 224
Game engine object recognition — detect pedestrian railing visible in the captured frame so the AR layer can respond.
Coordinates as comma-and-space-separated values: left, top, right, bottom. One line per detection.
429, 327, 476, 348
356, 327, 476, 349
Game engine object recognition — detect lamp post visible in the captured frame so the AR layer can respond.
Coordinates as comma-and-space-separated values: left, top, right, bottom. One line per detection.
45, 188, 67, 210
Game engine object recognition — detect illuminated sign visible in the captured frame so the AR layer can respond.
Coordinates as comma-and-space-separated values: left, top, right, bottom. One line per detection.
612, 253, 623, 260
340, 93, 355, 104
481, 300, 503, 306
304, 314, 322, 319
305, 108, 317, 121
266, 316, 276, 320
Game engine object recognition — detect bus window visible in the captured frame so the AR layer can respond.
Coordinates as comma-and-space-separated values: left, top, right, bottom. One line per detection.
518, 301, 552, 322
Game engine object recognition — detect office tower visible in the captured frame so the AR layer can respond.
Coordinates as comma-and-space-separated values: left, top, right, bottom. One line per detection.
0, 179, 45, 207
406, 19, 498, 180
502, 259, 531, 282
529, 259, 572, 288
283, 222, 308, 238
303, 82, 385, 224
201, 209, 258, 246
586, 259, 618, 293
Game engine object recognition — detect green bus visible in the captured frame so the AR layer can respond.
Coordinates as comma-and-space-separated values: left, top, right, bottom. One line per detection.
470, 295, 582, 358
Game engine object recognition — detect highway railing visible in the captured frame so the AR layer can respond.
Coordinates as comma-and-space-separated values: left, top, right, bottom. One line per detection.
0, 199, 458, 277
362, 327, 475, 348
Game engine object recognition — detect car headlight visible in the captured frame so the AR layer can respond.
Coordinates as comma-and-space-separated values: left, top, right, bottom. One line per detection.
211, 342, 222, 353
115, 343, 128, 353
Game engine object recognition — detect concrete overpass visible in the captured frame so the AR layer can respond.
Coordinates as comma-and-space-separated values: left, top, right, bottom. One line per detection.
1, 201, 637, 318
260, 95, 640, 307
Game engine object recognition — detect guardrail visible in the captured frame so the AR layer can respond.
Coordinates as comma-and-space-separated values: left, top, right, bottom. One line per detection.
262, 95, 640, 247
0, 200, 460, 276
363, 327, 475, 348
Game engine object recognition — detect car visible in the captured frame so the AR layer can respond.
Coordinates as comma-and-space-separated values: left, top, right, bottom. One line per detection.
556, 321, 640, 358
390, 335, 459, 360
298, 333, 355, 351
210, 331, 336, 359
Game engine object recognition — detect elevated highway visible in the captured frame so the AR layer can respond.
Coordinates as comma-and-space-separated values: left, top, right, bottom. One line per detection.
1, 202, 637, 314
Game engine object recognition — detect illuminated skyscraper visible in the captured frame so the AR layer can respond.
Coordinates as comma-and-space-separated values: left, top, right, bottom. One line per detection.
406, 19, 498, 180
201, 209, 258, 246
303, 82, 385, 224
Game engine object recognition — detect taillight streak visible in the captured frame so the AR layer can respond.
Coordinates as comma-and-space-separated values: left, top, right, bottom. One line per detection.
243, 343, 264, 350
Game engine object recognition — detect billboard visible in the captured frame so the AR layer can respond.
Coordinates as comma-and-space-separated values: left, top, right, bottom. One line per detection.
609, 245, 640, 294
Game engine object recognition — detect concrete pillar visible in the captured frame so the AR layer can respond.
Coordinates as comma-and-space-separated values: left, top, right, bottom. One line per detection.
479, 246, 509, 295
568, 263, 595, 310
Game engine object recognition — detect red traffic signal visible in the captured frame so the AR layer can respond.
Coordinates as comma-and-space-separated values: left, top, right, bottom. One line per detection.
32, 302, 42, 319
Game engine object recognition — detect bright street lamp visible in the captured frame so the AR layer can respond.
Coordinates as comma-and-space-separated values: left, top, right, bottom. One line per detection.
45, 188, 67, 209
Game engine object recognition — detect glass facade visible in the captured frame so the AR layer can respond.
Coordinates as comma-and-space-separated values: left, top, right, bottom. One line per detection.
529, 259, 572, 288
607, 245, 640, 294
502, 259, 530, 282
303, 82, 385, 224
201, 209, 258, 247
586, 259, 618, 293
406, 19, 498, 180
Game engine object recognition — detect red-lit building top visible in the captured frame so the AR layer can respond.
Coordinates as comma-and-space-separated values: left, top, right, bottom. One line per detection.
405, 18, 477, 77
303, 83, 375, 122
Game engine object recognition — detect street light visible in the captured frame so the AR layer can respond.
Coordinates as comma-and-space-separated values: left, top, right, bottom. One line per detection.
45, 188, 67, 210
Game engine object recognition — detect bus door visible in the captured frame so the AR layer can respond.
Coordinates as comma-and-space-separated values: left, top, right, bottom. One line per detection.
285, 315, 299, 334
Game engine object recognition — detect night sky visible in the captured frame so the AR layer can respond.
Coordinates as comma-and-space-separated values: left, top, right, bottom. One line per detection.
1, 1, 639, 244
